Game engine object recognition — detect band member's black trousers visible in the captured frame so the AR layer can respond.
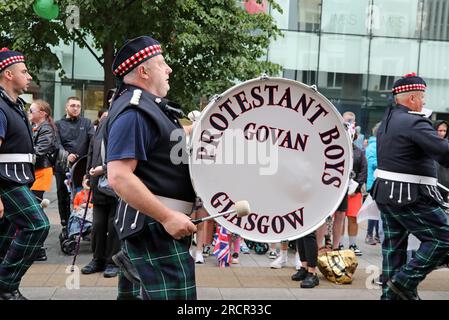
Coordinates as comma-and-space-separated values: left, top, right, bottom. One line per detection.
91, 202, 120, 265
296, 231, 318, 268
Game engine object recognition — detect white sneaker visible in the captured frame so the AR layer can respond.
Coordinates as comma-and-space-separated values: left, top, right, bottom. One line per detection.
270, 255, 287, 269
295, 251, 302, 270
195, 251, 204, 264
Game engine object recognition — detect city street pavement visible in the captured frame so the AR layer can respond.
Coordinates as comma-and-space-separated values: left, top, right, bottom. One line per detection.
18, 182, 449, 300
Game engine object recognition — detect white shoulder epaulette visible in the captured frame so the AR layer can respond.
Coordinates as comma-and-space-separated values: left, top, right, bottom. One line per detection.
130, 89, 142, 106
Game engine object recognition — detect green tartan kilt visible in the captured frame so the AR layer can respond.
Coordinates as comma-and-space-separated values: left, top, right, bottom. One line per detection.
124, 219, 196, 300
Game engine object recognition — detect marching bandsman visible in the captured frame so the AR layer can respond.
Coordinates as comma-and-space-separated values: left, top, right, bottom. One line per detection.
372, 72, 449, 300
0, 48, 50, 300
105, 36, 197, 300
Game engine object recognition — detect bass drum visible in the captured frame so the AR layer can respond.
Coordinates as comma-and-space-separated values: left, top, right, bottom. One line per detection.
189, 77, 352, 243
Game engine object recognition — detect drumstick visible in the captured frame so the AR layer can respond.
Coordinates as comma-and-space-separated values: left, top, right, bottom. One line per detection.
34, 196, 51, 208
192, 200, 250, 225
438, 182, 449, 193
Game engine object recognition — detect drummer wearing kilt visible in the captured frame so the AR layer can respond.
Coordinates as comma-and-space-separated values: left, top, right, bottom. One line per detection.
0, 48, 50, 300
105, 36, 197, 300
372, 73, 449, 300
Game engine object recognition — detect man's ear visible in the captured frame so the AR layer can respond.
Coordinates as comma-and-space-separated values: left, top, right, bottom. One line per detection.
138, 64, 150, 80
2, 69, 13, 81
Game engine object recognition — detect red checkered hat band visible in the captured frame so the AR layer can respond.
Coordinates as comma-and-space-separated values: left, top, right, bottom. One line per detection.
113, 44, 162, 76
0, 55, 25, 71
392, 83, 426, 94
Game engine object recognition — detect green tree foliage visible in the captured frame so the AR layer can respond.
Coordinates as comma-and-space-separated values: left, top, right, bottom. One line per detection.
0, 0, 282, 110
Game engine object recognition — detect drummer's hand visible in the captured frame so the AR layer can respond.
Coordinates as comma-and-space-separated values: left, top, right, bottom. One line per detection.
0, 198, 3, 218
161, 210, 197, 240
67, 153, 77, 163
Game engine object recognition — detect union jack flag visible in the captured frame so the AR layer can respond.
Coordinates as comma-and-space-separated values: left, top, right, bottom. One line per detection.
213, 225, 231, 267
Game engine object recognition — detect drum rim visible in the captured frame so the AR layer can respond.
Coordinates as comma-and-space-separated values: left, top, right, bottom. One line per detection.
188, 76, 353, 243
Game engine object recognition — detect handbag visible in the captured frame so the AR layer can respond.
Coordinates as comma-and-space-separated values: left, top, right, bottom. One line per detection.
317, 249, 358, 284
98, 174, 117, 198
97, 139, 117, 198
348, 178, 359, 196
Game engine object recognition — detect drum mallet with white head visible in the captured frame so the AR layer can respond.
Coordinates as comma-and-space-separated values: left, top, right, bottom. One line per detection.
191, 200, 251, 225
34, 196, 51, 208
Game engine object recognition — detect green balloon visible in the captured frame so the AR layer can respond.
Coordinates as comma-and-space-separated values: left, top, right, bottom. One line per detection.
33, 0, 59, 20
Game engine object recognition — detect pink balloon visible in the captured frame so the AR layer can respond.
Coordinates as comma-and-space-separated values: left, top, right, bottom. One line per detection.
244, 0, 267, 14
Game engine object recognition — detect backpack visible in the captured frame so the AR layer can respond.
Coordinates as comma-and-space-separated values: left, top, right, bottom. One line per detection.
317, 249, 358, 284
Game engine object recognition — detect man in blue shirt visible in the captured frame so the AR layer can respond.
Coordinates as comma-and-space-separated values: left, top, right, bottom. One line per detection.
0, 48, 50, 300
105, 36, 197, 300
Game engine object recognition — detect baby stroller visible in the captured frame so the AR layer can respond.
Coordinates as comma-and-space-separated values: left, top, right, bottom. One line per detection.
59, 156, 93, 255
244, 240, 269, 254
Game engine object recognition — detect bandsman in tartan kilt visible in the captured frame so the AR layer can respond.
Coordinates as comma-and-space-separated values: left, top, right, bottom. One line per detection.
104, 36, 197, 300
0, 48, 50, 300
372, 72, 449, 300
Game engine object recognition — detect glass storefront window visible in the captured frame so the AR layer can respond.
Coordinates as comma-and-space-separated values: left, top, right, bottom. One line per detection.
319, 34, 369, 74
369, 38, 419, 76
425, 78, 449, 113
271, 0, 290, 29
268, 31, 319, 71
371, 0, 421, 38
419, 40, 449, 112
282, 69, 317, 85
274, 0, 321, 31
421, 0, 449, 41
321, 0, 370, 35
419, 40, 449, 80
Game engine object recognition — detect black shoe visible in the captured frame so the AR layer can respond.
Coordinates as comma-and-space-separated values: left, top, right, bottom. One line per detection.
0, 289, 27, 300
387, 279, 420, 300
103, 264, 119, 278
81, 260, 106, 274
291, 267, 307, 281
112, 251, 141, 285
34, 247, 47, 262
300, 273, 319, 288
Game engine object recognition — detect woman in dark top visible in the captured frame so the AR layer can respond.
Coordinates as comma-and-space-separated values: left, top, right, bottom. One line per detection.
29, 99, 57, 261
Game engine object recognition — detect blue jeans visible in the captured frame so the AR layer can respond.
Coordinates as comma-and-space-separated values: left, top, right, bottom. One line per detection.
367, 219, 379, 237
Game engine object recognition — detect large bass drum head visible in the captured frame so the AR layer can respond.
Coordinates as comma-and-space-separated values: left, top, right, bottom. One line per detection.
189, 77, 352, 243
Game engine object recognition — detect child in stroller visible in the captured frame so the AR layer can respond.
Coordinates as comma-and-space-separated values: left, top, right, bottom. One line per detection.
59, 156, 93, 255
70, 176, 93, 236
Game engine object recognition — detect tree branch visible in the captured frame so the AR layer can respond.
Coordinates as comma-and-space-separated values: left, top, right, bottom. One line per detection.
73, 28, 104, 67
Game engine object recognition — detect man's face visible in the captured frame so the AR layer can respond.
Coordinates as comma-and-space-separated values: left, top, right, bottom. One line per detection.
65, 99, 81, 118
410, 91, 426, 112
7, 63, 32, 95
144, 55, 172, 97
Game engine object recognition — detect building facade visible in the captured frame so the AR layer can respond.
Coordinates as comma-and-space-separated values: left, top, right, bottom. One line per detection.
267, 0, 449, 134
36, 0, 449, 135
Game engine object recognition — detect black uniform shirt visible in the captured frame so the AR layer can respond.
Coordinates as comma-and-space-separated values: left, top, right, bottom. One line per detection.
377, 104, 449, 178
